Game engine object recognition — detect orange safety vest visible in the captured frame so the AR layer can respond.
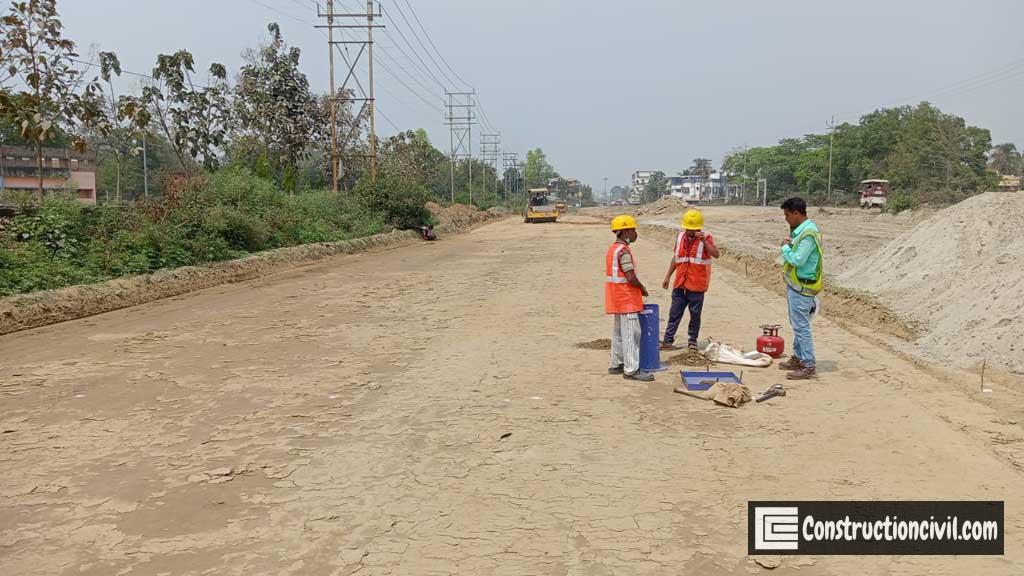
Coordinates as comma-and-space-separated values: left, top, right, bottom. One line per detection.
673, 231, 713, 292
605, 242, 644, 314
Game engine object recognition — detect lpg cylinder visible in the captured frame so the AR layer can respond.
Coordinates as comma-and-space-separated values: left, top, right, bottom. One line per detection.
757, 324, 785, 358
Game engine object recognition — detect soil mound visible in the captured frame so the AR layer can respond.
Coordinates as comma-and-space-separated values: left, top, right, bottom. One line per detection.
635, 196, 690, 217
576, 339, 611, 350
839, 192, 1024, 374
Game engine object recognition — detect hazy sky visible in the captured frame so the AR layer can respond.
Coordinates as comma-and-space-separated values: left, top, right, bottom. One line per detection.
62, 0, 1023, 190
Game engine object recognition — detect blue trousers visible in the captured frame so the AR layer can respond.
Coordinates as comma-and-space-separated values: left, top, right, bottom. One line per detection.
787, 287, 817, 368
663, 288, 705, 345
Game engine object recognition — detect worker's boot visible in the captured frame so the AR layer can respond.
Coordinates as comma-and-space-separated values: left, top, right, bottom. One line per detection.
608, 365, 625, 375
624, 371, 655, 382
660, 342, 681, 351
786, 366, 817, 380
778, 356, 804, 371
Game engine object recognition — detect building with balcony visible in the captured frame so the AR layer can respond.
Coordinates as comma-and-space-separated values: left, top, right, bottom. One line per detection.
0, 145, 97, 204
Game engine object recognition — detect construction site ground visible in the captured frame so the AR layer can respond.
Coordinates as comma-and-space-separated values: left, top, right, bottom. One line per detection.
2, 214, 1023, 575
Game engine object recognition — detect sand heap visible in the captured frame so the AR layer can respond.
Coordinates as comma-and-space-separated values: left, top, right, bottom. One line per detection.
635, 196, 690, 217
426, 202, 491, 228
839, 192, 1024, 374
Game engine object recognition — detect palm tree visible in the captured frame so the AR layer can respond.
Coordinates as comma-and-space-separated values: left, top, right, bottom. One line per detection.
690, 158, 713, 200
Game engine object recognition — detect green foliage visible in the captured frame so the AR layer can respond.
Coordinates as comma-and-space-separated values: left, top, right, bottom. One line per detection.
355, 174, 432, 230
885, 191, 917, 214
233, 23, 318, 194
643, 171, 668, 203
524, 148, 558, 189
142, 50, 231, 171
989, 143, 1022, 176
723, 102, 999, 205
0, 0, 108, 198
0, 168, 395, 296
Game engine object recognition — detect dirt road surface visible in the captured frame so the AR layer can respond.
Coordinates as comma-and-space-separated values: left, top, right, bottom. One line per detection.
3, 216, 1022, 575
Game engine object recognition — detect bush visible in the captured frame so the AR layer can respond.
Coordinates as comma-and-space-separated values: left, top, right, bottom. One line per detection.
354, 174, 432, 230
202, 206, 271, 252
885, 191, 917, 213
0, 166, 407, 297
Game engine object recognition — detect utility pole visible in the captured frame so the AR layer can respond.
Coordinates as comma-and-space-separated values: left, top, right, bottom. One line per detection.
826, 115, 836, 205
366, 0, 377, 183
445, 91, 475, 204
317, 1, 383, 191
603, 177, 608, 203
142, 131, 149, 200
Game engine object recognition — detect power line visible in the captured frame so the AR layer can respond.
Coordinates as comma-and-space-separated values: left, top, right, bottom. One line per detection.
398, 0, 474, 91
246, 0, 309, 26
385, 0, 457, 90
377, 4, 449, 93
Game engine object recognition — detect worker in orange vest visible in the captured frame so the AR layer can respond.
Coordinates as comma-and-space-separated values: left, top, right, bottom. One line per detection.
606, 215, 655, 382
661, 209, 719, 351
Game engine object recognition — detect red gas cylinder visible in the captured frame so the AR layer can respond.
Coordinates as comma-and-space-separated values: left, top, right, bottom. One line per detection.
757, 324, 785, 358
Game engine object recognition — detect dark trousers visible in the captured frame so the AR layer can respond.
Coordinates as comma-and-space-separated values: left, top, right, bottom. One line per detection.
663, 288, 705, 344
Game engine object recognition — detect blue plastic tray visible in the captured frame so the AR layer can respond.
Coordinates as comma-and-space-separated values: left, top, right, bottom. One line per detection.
680, 371, 742, 391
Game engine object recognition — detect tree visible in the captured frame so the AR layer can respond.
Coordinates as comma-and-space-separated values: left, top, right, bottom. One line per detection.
0, 0, 108, 199
643, 171, 667, 202
306, 89, 366, 191
690, 158, 713, 199
524, 148, 557, 188
233, 23, 318, 194
989, 143, 1021, 176
93, 51, 151, 202
142, 50, 231, 172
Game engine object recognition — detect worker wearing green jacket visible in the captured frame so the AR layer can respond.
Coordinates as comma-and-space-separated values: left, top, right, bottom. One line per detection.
778, 197, 822, 380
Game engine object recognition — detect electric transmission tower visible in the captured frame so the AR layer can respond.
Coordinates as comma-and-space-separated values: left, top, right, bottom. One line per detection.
502, 151, 519, 203
317, 0, 383, 192
445, 91, 475, 204
481, 133, 501, 200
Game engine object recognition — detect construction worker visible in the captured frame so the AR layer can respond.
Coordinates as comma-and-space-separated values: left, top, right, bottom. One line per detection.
778, 197, 823, 380
606, 215, 655, 382
661, 209, 719, 351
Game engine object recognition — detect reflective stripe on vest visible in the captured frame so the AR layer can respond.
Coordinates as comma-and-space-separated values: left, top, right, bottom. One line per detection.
674, 232, 712, 265
608, 244, 627, 283
783, 228, 824, 296
673, 231, 712, 292
606, 242, 644, 314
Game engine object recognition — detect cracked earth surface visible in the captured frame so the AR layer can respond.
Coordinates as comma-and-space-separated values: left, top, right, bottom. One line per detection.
2, 216, 1022, 575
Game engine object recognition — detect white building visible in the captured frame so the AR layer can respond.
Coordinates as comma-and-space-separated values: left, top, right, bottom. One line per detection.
668, 173, 729, 201
631, 170, 653, 202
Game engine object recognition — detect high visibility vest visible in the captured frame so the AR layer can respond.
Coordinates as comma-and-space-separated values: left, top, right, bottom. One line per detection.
783, 227, 824, 296
605, 242, 644, 314
673, 232, 713, 292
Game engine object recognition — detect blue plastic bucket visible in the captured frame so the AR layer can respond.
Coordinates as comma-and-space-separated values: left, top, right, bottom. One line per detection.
638, 303, 665, 372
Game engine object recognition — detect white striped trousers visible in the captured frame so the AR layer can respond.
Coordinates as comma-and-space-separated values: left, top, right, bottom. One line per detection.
610, 312, 642, 375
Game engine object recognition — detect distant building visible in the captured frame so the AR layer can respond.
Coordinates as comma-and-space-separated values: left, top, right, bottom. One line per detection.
667, 173, 730, 201
997, 174, 1021, 192
632, 171, 653, 200
0, 145, 97, 204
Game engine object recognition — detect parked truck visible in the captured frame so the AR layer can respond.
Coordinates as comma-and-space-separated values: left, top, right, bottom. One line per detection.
859, 179, 890, 209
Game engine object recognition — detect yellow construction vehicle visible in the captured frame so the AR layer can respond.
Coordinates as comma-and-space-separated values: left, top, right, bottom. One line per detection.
524, 188, 560, 223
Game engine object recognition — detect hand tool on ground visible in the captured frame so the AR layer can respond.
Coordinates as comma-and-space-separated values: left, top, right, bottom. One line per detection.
755, 383, 787, 403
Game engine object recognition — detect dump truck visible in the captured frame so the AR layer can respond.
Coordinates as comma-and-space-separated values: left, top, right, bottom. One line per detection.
860, 179, 889, 209
524, 188, 560, 223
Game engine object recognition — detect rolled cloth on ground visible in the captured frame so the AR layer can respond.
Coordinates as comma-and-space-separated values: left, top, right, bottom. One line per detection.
703, 341, 773, 367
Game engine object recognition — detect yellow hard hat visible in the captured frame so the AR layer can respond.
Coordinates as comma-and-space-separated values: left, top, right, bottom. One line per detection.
610, 215, 637, 231
681, 209, 704, 231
